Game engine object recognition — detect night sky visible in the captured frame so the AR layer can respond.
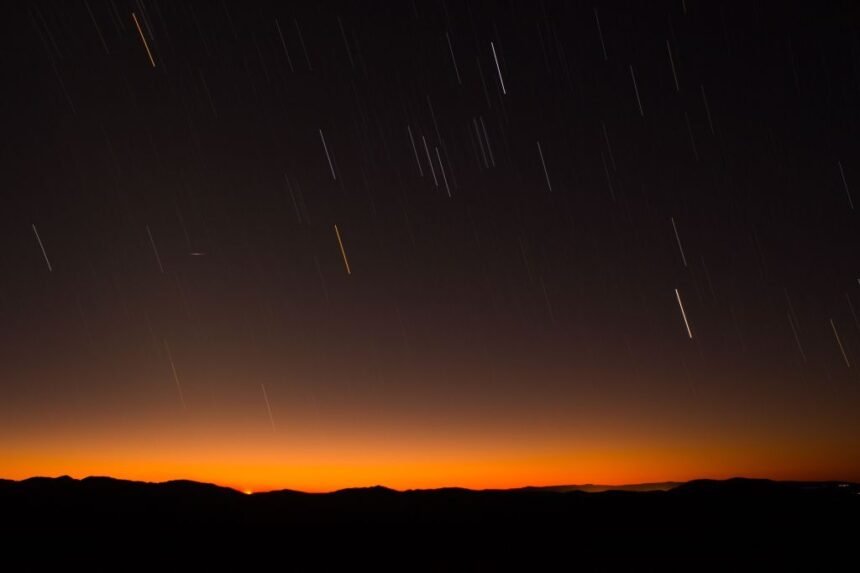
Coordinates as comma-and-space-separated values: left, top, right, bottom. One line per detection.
2, 0, 859, 492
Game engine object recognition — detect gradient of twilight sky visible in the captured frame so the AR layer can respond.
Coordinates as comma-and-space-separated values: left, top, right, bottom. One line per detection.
1, 0, 859, 492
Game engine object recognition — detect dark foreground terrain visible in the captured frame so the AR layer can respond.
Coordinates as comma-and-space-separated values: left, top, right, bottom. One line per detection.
2, 476, 858, 568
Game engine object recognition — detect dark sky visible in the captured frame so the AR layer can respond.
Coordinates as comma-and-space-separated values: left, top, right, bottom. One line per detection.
1, 0, 859, 491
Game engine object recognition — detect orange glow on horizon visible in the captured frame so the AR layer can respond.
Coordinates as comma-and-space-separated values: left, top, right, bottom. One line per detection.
3, 365, 859, 494
3, 431, 858, 493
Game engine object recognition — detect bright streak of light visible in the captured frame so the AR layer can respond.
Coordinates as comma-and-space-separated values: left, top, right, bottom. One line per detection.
334, 224, 351, 275
132, 12, 155, 68
490, 42, 506, 95
675, 288, 693, 339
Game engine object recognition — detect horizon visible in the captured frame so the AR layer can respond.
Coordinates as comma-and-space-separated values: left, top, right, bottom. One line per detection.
4, 469, 859, 495
6, 472, 858, 496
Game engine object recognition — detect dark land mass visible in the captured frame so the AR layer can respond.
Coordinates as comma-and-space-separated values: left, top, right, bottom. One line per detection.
2, 476, 858, 568
511, 481, 681, 492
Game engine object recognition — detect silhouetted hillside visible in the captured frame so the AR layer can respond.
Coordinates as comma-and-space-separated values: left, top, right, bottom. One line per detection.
515, 481, 681, 493
2, 476, 858, 567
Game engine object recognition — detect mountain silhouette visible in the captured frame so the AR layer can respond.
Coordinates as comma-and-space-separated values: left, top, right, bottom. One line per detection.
2, 475, 858, 567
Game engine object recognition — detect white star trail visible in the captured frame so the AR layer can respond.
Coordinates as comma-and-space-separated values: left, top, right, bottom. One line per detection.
32, 224, 52, 272
490, 41, 507, 95
320, 129, 336, 180
334, 224, 351, 275
675, 288, 693, 339
537, 141, 552, 192
146, 225, 164, 273
830, 319, 850, 367
163, 339, 186, 409
670, 217, 688, 267
132, 12, 155, 68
